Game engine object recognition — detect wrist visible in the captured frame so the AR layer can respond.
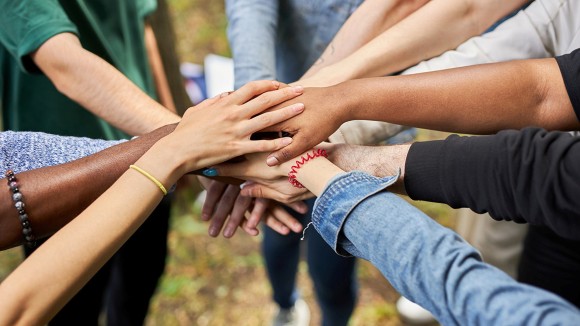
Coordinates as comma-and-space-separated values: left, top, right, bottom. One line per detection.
333, 81, 357, 122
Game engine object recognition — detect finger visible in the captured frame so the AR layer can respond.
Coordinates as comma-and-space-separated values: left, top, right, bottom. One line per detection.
243, 85, 304, 118
208, 185, 240, 237
223, 195, 252, 238
212, 160, 253, 178
263, 213, 291, 235
242, 137, 294, 156
248, 198, 269, 230
240, 216, 260, 236
266, 134, 315, 166
241, 102, 304, 135
286, 200, 309, 215
241, 183, 312, 204
269, 204, 303, 233
201, 180, 228, 221
226, 80, 281, 104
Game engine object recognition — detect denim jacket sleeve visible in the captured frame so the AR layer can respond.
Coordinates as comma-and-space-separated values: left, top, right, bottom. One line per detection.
312, 171, 580, 325
226, 0, 279, 89
0, 131, 123, 173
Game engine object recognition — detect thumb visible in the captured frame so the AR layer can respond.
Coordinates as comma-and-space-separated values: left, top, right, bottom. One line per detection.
266, 134, 312, 166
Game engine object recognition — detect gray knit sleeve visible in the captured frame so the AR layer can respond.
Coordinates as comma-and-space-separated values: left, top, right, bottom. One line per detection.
0, 131, 125, 174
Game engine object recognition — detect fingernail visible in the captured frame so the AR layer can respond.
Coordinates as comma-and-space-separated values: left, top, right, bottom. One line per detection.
272, 80, 280, 88
266, 156, 279, 166
293, 85, 304, 93
209, 228, 218, 237
224, 228, 233, 238
292, 103, 304, 112
280, 137, 293, 146
239, 182, 247, 189
202, 168, 218, 177
201, 213, 210, 221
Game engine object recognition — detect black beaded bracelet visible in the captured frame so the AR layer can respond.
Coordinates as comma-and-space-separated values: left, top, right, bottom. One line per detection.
5, 170, 36, 248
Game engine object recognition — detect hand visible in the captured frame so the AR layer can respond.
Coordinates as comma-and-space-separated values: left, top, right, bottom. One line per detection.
199, 177, 304, 237
259, 85, 349, 166
166, 80, 306, 175
212, 152, 314, 204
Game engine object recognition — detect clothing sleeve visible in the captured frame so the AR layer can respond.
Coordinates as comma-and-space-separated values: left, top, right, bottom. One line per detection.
226, 0, 279, 89
403, 0, 574, 75
0, 0, 78, 73
312, 171, 580, 325
0, 131, 124, 174
404, 128, 580, 240
556, 48, 580, 120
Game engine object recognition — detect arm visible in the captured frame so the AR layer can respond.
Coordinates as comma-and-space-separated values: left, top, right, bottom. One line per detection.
226, 0, 279, 88
0, 125, 175, 250
266, 56, 578, 163
302, 0, 529, 86
222, 149, 580, 324
311, 170, 580, 325
301, 0, 428, 80
404, 128, 580, 240
31, 33, 180, 135
404, 0, 577, 75
218, 127, 580, 241
0, 80, 303, 325
144, 23, 177, 114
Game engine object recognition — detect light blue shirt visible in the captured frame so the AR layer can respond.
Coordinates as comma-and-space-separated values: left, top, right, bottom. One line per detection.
0, 131, 122, 174
226, 0, 364, 88
312, 171, 580, 325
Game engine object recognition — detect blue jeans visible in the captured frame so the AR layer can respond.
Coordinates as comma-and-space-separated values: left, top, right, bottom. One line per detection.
263, 199, 357, 326
312, 172, 580, 325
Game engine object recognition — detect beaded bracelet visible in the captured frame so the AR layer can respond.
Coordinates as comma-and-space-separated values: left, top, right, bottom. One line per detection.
288, 149, 328, 188
5, 170, 36, 248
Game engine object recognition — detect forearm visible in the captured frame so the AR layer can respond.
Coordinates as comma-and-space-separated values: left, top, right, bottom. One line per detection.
32, 33, 180, 136
0, 139, 180, 325
302, 0, 427, 79
0, 124, 176, 249
311, 172, 579, 325
405, 128, 580, 240
310, 0, 527, 84
226, 0, 278, 87
340, 58, 578, 133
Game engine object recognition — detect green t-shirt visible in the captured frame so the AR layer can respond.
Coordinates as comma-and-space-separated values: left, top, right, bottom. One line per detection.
0, 0, 157, 140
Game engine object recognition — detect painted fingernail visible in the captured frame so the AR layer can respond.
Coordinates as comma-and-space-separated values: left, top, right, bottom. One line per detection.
266, 156, 279, 166
280, 137, 293, 146
202, 168, 218, 177
292, 103, 304, 112
293, 85, 304, 93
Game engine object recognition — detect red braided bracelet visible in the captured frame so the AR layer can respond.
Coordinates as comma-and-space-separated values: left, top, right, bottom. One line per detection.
288, 149, 328, 188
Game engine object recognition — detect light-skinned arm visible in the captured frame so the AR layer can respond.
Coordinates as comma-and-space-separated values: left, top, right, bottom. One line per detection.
265, 57, 578, 164
31, 32, 180, 136
300, 0, 428, 80
301, 0, 529, 87
0, 80, 305, 326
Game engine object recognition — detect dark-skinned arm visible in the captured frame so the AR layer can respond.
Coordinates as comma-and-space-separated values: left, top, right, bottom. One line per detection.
266, 57, 578, 164
0, 124, 176, 249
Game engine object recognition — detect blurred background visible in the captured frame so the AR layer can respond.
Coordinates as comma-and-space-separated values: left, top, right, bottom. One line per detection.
0, 1, 455, 325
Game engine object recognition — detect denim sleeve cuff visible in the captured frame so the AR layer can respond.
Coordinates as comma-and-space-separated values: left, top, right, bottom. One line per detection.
312, 171, 398, 256
404, 140, 447, 203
